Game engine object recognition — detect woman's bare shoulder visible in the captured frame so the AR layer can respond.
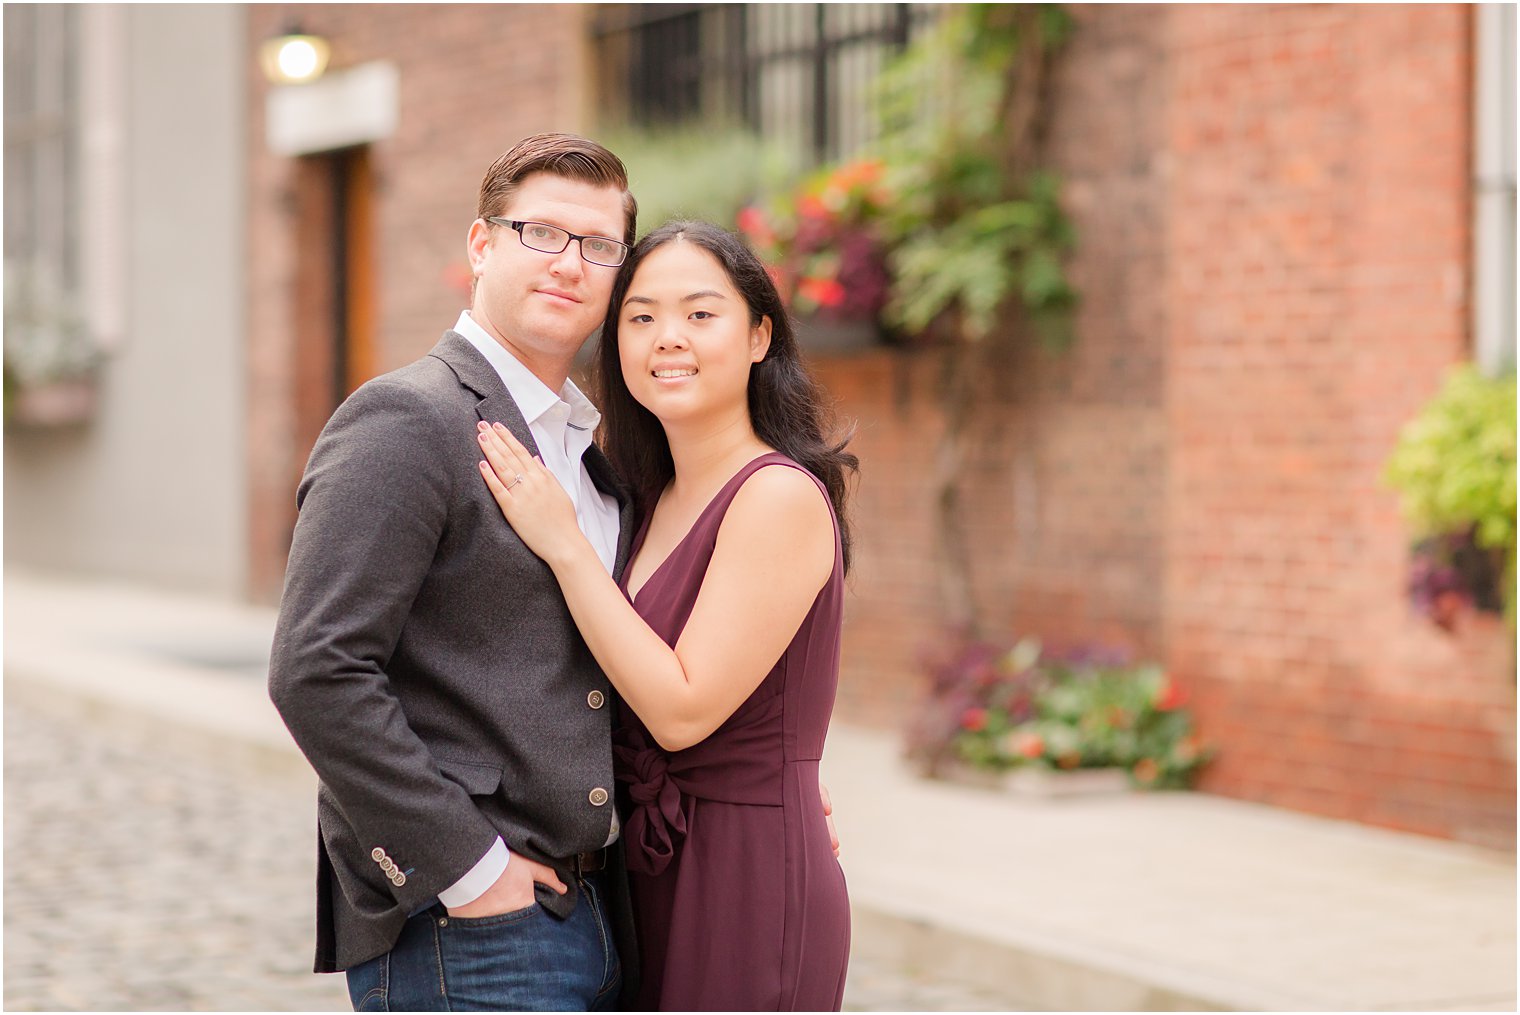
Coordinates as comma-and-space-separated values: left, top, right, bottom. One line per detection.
722, 460, 834, 548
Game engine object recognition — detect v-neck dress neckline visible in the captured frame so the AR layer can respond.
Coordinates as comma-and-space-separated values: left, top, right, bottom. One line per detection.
623, 451, 789, 605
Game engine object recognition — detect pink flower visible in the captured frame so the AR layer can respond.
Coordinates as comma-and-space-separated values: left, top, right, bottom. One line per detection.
961, 707, 988, 732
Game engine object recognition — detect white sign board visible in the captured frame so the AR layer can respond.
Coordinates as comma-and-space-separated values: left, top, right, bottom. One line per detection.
266, 61, 399, 156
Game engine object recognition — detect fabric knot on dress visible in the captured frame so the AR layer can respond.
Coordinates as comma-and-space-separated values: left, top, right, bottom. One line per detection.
613, 726, 687, 876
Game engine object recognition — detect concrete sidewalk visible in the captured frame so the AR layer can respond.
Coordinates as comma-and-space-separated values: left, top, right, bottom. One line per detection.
4, 568, 1515, 1012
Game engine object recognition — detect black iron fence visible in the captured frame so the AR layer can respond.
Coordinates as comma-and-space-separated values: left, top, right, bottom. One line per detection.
592, 3, 941, 166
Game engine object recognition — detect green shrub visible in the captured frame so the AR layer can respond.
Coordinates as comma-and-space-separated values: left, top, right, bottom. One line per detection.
600, 126, 799, 240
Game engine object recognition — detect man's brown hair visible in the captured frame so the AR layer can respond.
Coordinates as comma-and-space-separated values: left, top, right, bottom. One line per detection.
476, 133, 637, 245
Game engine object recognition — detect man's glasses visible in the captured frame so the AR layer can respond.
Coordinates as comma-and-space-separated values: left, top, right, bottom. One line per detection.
487, 218, 629, 267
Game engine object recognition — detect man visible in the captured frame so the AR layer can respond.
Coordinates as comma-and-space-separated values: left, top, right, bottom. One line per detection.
269, 133, 639, 1011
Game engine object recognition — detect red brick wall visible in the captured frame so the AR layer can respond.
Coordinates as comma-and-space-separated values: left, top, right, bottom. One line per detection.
246, 4, 595, 598
1164, 4, 1513, 849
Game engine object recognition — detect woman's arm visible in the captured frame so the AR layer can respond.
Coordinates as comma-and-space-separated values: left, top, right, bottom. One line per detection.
477, 422, 834, 751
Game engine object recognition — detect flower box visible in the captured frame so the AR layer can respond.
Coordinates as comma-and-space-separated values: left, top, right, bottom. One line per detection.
794, 315, 882, 356
907, 636, 1213, 793
7, 376, 98, 427
935, 760, 1132, 799
1002, 766, 1131, 798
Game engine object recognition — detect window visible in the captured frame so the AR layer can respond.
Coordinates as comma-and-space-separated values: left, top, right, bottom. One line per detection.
4, 5, 85, 382
3, 5, 124, 419
592, 3, 938, 167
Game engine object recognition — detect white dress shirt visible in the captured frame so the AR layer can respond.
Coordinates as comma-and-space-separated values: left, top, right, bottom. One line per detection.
438, 310, 621, 909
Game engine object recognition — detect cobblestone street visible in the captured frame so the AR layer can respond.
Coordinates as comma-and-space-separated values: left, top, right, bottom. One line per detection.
3, 686, 1017, 1012
4, 686, 351, 1011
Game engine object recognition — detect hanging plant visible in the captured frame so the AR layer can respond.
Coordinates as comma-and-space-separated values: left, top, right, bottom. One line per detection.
1385, 365, 1517, 628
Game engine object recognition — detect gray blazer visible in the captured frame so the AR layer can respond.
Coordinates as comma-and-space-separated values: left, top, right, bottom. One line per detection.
268, 331, 636, 974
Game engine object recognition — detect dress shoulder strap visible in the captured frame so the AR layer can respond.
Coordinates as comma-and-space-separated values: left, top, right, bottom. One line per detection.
697, 452, 838, 541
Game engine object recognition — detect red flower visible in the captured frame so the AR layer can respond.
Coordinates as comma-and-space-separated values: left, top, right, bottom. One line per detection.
818, 162, 884, 215
736, 206, 774, 247
797, 276, 845, 308
1155, 678, 1189, 711
797, 194, 831, 221
831, 158, 884, 190
961, 707, 988, 732
1016, 733, 1045, 759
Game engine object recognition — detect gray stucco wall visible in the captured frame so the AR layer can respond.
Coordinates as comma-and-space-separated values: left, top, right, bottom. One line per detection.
5, 5, 248, 596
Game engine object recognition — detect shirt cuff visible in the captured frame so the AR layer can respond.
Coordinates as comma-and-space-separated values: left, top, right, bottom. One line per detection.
436, 836, 509, 908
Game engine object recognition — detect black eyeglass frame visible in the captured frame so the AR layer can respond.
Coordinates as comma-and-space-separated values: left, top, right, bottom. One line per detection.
486, 217, 630, 267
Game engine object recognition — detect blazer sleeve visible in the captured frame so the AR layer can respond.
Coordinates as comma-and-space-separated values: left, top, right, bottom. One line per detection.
268, 378, 499, 911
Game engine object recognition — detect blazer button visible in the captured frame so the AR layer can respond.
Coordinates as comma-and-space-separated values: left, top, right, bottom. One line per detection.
588, 787, 610, 807
393, 872, 408, 887
381, 858, 396, 874
371, 847, 386, 863
587, 690, 605, 709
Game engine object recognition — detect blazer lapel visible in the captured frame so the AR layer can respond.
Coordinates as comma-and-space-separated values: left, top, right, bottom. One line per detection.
430, 330, 635, 579
428, 330, 541, 458
585, 446, 636, 582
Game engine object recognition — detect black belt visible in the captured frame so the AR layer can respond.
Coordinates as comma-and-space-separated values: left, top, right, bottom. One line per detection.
567, 848, 607, 875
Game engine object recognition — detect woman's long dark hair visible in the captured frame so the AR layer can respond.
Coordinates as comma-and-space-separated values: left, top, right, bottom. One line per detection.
594, 220, 859, 574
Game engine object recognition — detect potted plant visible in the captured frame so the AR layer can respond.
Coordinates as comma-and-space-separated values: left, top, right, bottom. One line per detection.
736, 158, 895, 354
905, 634, 1045, 780
1384, 365, 1516, 629
908, 637, 1212, 794
3, 259, 102, 427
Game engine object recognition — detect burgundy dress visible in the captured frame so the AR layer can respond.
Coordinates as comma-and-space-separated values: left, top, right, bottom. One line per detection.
612, 453, 851, 1011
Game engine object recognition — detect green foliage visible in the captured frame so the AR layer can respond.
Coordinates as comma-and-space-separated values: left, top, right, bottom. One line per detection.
1385, 366, 1517, 619
1014, 664, 1206, 789
923, 637, 1212, 791
601, 125, 800, 241
873, 4, 1078, 345
886, 172, 1076, 344
874, 13, 1004, 160
1385, 366, 1517, 552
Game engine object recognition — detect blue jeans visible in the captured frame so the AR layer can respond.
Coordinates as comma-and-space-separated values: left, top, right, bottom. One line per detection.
345, 872, 621, 1011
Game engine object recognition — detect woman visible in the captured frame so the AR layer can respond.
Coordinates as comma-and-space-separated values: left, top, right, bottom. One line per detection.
475, 220, 855, 1011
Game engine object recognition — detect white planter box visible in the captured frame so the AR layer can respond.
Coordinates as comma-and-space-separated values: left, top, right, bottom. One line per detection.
934, 761, 1133, 798
1002, 766, 1132, 798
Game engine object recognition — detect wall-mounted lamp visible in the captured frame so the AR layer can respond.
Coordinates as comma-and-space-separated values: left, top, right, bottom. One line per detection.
259, 25, 331, 85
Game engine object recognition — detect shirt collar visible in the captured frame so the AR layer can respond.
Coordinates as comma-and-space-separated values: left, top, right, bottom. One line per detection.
559, 373, 603, 434
454, 310, 572, 427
